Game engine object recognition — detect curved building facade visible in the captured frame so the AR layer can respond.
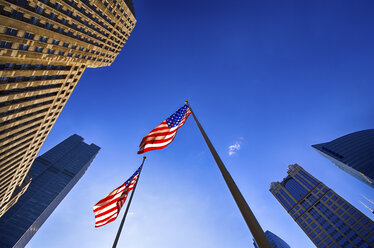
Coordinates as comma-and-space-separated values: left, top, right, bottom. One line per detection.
312, 129, 374, 189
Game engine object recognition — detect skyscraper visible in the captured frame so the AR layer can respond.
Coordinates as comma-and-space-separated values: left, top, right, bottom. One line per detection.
312, 129, 374, 189
0, 0, 135, 216
0, 134, 100, 248
270, 164, 374, 248
253, 230, 291, 248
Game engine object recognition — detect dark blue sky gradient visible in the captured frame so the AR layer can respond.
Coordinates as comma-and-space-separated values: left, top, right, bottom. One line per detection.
28, 1, 374, 247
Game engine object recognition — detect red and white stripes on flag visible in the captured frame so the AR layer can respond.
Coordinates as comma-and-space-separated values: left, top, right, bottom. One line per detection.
138, 104, 191, 154
93, 167, 141, 228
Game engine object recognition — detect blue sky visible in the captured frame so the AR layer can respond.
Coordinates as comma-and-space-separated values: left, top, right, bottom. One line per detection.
27, 0, 374, 247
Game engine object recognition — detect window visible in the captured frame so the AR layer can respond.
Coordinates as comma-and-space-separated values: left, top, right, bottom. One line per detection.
361, 229, 369, 237
40, 36, 48, 42
6, 28, 18, 36
35, 47, 43, 52
35, 6, 44, 14
349, 218, 355, 225
30, 16, 39, 24
63, 42, 69, 47
353, 236, 362, 245
52, 40, 60, 45
45, 22, 52, 29
300, 200, 310, 210
19, 44, 29, 50
276, 193, 291, 210
315, 237, 321, 244
67, 52, 72, 57
354, 213, 362, 221
11, 10, 23, 19
54, 3, 62, 10
280, 189, 296, 206
325, 238, 332, 245
368, 224, 374, 231
58, 51, 65, 55
24, 32, 34, 40
0, 41, 12, 48
361, 218, 368, 225
72, 45, 77, 49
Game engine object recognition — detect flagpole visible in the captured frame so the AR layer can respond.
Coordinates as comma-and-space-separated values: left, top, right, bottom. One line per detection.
112, 156, 146, 248
185, 101, 270, 248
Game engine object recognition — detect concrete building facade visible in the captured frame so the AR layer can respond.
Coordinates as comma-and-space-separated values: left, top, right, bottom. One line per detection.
0, 0, 135, 216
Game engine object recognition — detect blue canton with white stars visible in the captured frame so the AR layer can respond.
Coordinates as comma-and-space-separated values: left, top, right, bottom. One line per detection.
124, 167, 141, 186
166, 105, 188, 128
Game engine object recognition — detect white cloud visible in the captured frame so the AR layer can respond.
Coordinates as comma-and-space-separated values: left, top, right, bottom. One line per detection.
228, 142, 241, 156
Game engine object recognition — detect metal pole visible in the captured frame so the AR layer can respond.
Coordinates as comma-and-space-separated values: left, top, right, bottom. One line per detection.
112, 156, 146, 248
185, 101, 270, 248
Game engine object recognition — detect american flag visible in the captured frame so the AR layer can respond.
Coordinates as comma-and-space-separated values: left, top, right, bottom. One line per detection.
138, 104, 191, 154
93, 166, 141, 228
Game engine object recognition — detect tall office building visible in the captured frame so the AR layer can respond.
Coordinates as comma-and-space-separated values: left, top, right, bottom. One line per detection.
270, 164, 374, 248
0, 0, 135, 216
312, 129, 374, 189
0, 134, 100, 248
253, 230, 291, 248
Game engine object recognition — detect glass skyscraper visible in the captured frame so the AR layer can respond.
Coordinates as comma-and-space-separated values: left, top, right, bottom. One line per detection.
0, 134, 100, 248
253, 230, 291, 248
270, 164, 374, 248
312, 129, 374, 189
